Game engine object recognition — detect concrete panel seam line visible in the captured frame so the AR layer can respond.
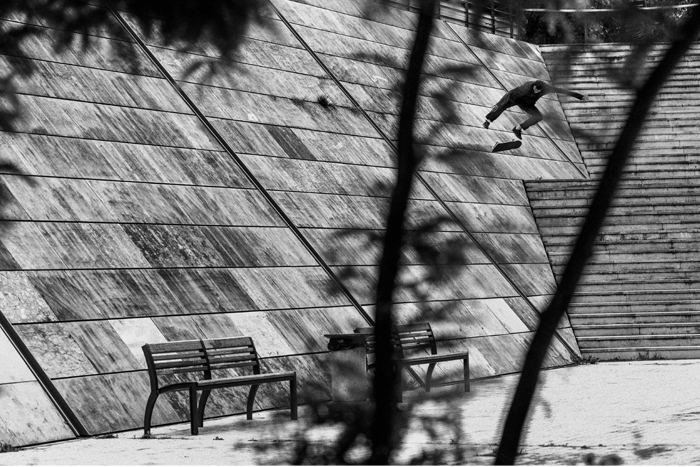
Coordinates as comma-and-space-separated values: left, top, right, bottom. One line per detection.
270, 3, 580, 359
0, 314, 87, 436
107, 7, 373, 326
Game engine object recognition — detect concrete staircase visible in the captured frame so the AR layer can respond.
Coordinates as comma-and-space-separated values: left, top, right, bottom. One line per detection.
528, 43, 700, 360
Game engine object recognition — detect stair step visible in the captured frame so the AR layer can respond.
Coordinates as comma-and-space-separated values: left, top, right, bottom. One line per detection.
580, 144, 700, 152
532, 198, 700, 211
551, 78, 700, 88
563, 276, 700, 289
533, 208, 700, 221
572, 298, 700, 309
572, 274, 700, 287
528, 187, 700, 201
552, 262, 700, 276
577, 141, 700, 151
537, 223, 700, 236
576, 323, 700, 336
527, 177, 700, 190
571, 282, 700, 295
573, 117, 700, 128
566, 105, 700, 117
535, 215, 700, 228
530, 191, 700, 203
578, 163, 698, 173
581, 346, 700, 361
585, 169, 700, 178
578, 334, 700, 348
570, 312, 700, 324
546, 243, 700, 256
543, 231, 700, 245
570, 289, 700, 303
548, 253, 700, 267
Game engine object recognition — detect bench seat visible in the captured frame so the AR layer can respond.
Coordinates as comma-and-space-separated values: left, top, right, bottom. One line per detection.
195, 371, 297, 389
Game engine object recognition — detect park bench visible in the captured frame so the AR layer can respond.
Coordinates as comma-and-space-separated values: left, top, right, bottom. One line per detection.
354, 322, 470, 401
142, 337, 297, 436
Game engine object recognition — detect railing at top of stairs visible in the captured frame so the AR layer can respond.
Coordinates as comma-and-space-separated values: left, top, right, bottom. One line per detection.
385, 0, 520, 38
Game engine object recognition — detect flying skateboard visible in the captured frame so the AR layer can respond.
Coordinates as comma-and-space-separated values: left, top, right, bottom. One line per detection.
492, 140, 522, 153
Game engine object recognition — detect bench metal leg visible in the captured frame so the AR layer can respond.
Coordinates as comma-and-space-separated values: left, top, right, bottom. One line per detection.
397, 364, 404, 403
197, 389, 211, 427
290, 376, 298, 420
464, 355, 470, 392
143, 392, 159, 436
425, 363, 437, 393
189, 386, 199, 435
246, 384, 259, 420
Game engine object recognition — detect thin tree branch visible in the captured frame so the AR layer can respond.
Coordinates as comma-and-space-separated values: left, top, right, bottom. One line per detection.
370, 0, 436, 463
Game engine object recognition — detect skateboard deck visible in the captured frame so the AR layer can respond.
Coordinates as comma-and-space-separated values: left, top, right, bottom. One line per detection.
492, 140, 522, 153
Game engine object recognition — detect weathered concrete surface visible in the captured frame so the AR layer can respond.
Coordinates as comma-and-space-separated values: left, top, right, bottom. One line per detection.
0, 0, 585, 443
3, 360, 700, 465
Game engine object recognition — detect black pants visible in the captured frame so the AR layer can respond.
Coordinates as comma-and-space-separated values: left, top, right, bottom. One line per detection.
485, 91, 543, 130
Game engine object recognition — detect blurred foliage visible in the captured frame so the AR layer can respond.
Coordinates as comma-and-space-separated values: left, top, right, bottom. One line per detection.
0, 0, 272, 130
0, 0, 273, 187
523, 0, 696, 44
0, 0, 270, 56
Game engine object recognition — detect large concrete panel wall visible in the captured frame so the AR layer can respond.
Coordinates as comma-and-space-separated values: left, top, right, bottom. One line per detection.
0, 0, 584, 443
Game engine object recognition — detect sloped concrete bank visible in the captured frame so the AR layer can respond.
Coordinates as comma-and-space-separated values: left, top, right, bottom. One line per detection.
0, 0, 586, 445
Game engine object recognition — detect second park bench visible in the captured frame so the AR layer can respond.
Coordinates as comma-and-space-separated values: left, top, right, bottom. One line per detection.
354, 322, 470, 401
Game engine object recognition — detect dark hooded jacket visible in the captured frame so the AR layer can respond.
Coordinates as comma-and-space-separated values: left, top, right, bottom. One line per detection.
510, 80, 584, 106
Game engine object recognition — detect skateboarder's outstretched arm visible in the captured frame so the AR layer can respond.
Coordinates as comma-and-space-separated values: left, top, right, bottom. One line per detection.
544, 84, 588, 101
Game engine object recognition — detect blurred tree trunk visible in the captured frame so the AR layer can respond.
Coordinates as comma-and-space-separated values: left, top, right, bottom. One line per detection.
495, 6, 700, 465
370, 0, 436, 463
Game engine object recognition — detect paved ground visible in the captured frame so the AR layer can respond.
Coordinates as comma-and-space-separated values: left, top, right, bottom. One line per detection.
3, 360, 700, 465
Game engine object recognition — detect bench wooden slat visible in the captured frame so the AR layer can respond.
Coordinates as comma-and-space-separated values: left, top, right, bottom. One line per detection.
399, 337, 432, 342
399, 352, 470, 366
208, 361, 261, 370
208, 357, 256, 365
151, 351, 206, 361
394, 323, 432, 333
195, 371, 296, 388
399, 336, 433, 344
204, 337, 254, 348
147, 340, 203, 353
205, 344, 254, 352
206, 348, 256, 358
154, 360, 208, 371
395, 325, 436, 357
157, 366, 209, 375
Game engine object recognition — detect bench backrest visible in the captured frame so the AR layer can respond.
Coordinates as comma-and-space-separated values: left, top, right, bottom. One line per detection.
353, 322, 437, 361
394, 323, 438, 358
202, 337, 260, 374
142, 337, 261, 390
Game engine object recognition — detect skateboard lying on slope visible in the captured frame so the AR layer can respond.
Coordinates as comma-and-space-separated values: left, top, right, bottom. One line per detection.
491, 140, 522, 153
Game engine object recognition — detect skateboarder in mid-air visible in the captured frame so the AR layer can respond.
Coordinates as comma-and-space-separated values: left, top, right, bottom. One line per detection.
483, 80, 588, 140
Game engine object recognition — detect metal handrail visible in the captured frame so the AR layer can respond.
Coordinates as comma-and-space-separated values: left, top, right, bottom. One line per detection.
384, 0, 519, 38
524, 3, 698, 13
